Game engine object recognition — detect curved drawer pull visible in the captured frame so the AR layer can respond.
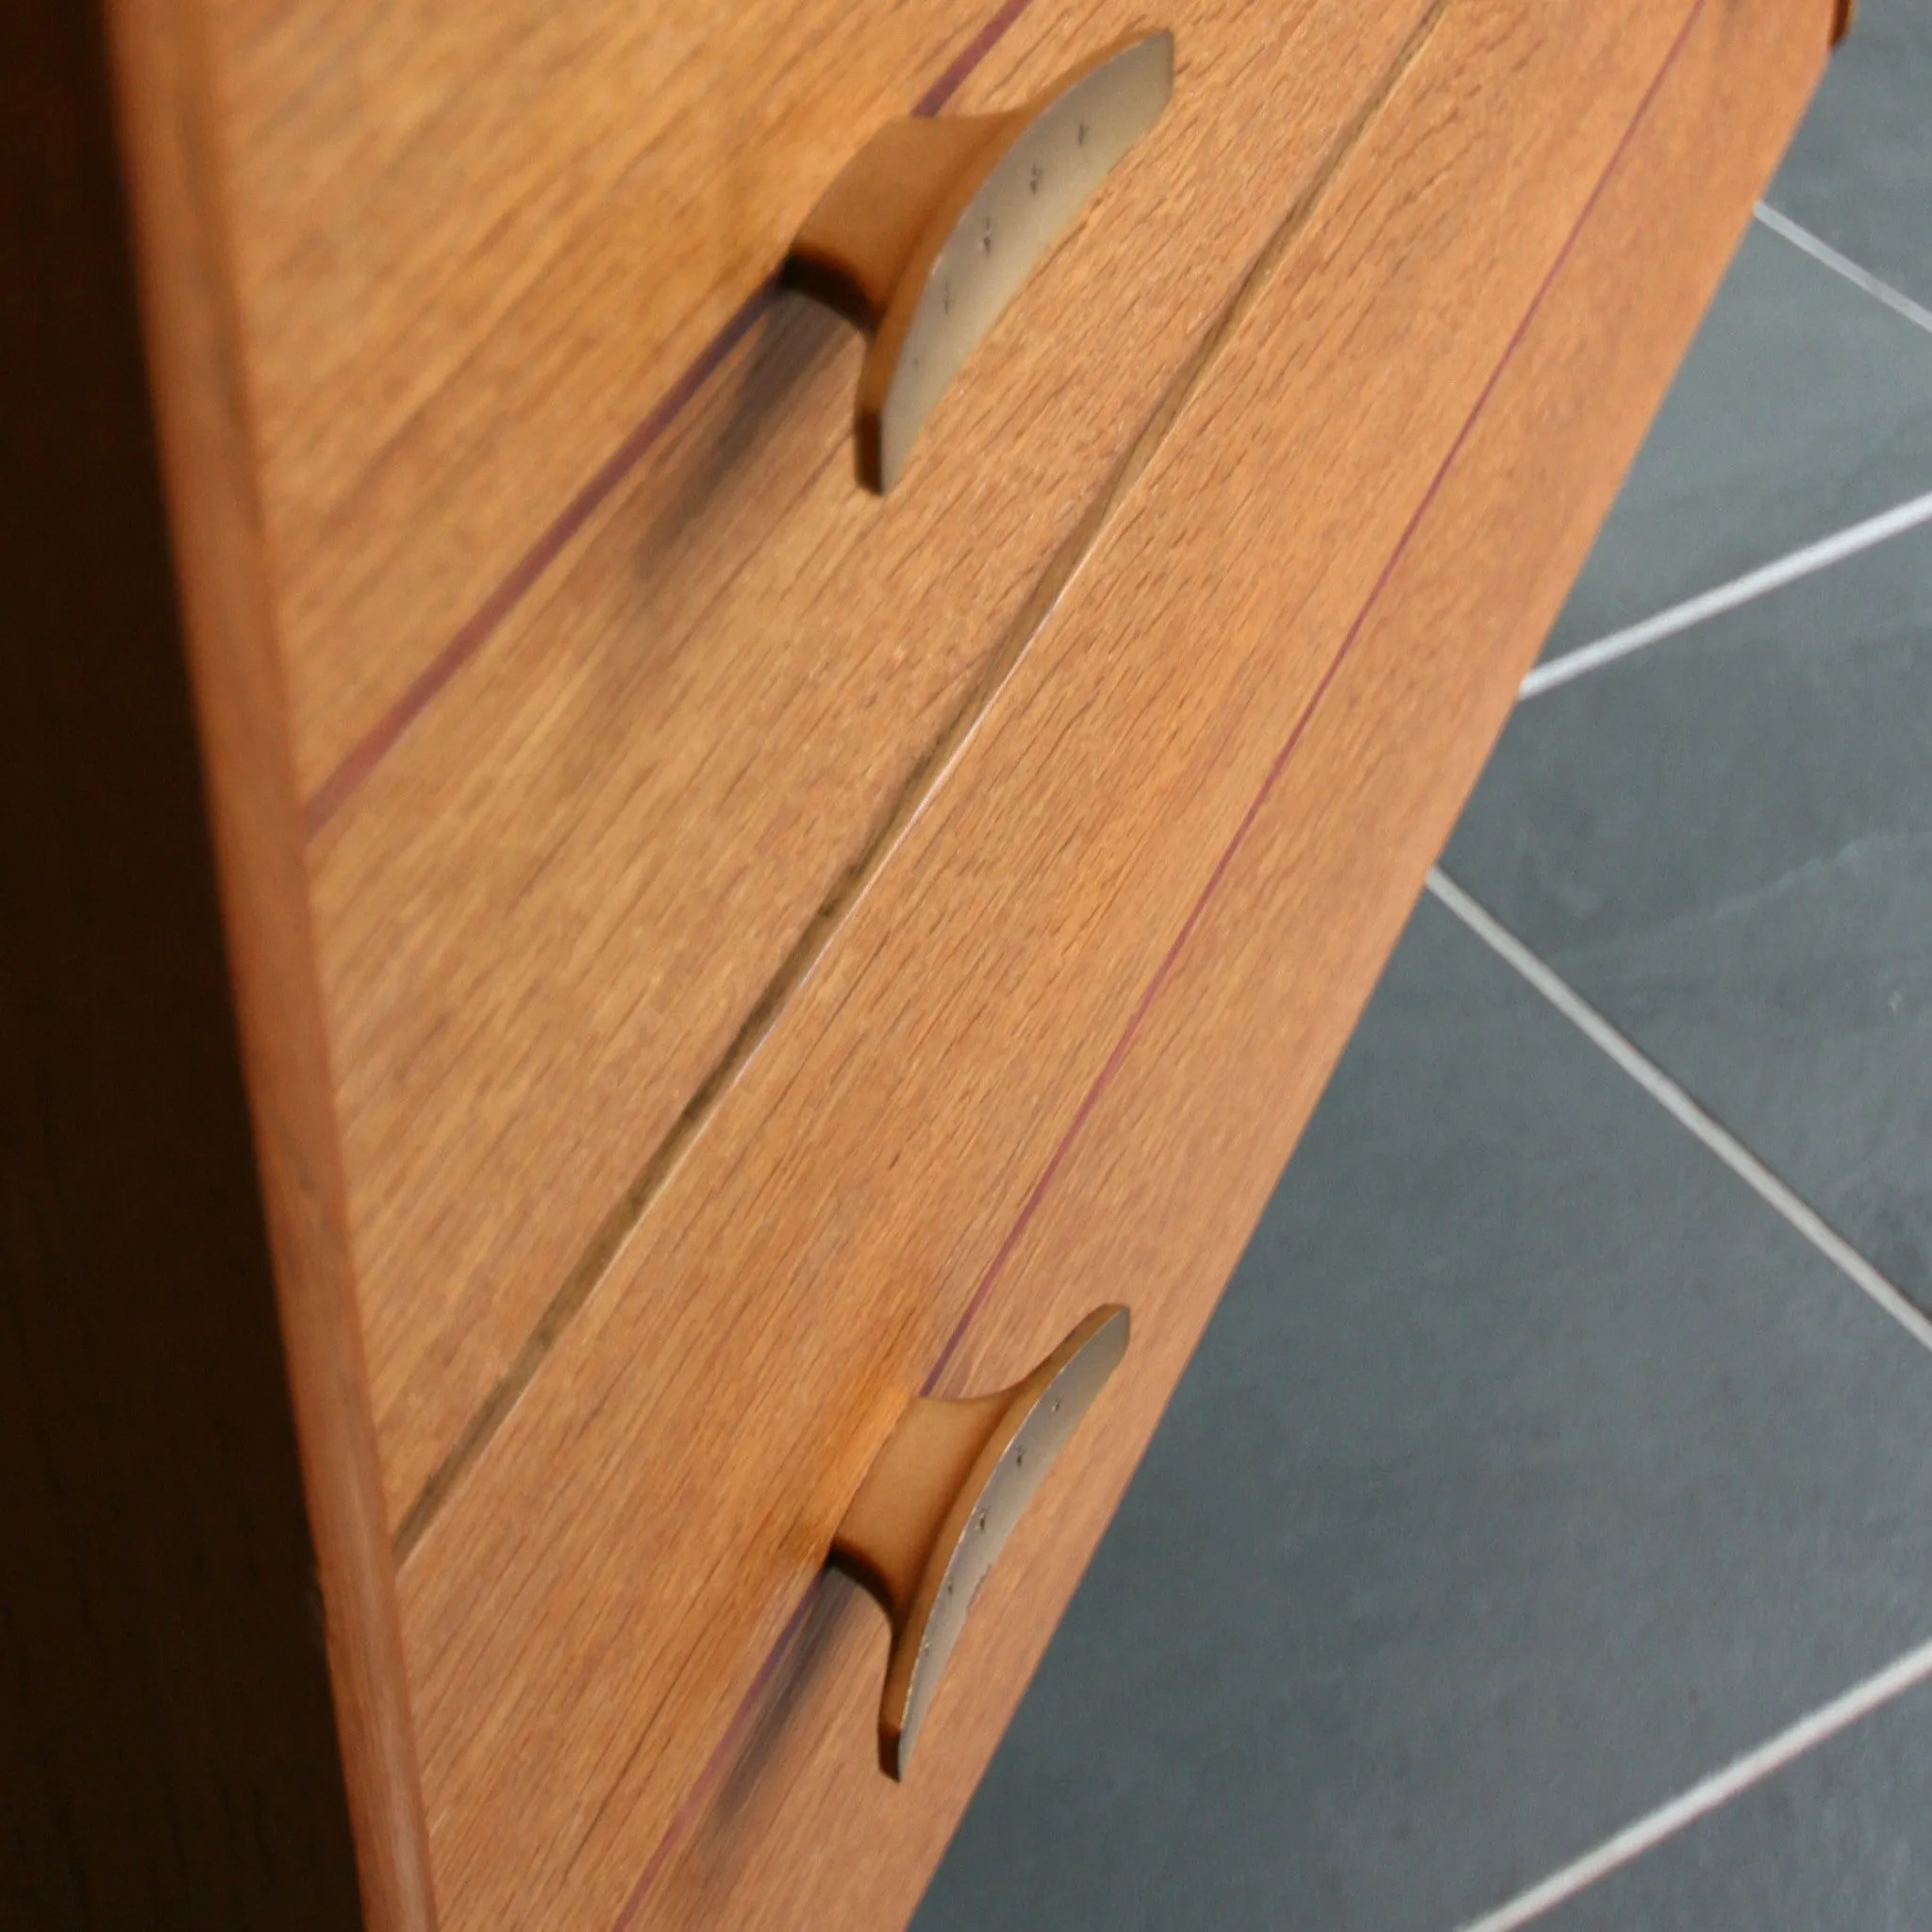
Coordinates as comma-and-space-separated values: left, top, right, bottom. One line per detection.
830, 1305, 1130, 1777
785, 33, 1174, 491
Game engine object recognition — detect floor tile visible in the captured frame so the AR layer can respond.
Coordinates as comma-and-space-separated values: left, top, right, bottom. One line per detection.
1543, 1672, 1932, 1931
1447, 524, 1932, 1317
914, 898, 1932, 1932
1768, 0, 1932, 317
1540, 223, 1932, 663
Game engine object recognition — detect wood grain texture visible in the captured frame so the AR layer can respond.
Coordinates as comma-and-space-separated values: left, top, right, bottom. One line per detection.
394, 3, 1725, 1925
212, 0, 1021, 796
77, 0, 435, 1922
311, 0, 1451, 1528
630, 3, 1834, 1920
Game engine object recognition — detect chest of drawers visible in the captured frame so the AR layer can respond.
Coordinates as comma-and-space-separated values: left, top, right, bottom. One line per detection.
4, 0, 1842, 1924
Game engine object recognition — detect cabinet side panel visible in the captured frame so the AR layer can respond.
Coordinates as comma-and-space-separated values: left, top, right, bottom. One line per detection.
0, 0, 431, 1924
0, 2, 361, 1924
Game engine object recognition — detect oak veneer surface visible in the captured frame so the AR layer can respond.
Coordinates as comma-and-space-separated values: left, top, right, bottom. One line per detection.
629, 0, 1834, 1919
313, 0, 1450, 1529
392, 1, 1771, 1924
214, 0, 993, 796
2, 0, 425, 1924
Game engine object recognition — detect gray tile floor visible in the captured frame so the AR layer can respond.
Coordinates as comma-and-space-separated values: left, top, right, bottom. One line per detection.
917, 4, 1932, 1924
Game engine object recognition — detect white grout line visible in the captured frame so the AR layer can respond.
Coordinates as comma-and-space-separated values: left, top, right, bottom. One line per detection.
1755, 201, 1932, 341
1521, 202, 1932, 705
1437, 198, 1932, 1929
1520, 490, 1932, 699
1455, 1630, 1932, 1932
1424, 869, 1932, 1358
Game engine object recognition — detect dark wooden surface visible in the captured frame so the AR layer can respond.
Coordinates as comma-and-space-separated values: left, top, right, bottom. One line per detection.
0, 3, 364, 1923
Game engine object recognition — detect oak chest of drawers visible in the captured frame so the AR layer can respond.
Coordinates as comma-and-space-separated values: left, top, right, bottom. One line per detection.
3, 0, 1847, 1924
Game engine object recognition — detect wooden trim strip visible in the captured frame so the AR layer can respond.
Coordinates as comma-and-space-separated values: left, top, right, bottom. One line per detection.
300, 0, 1041, 840
607, 1583, 827, 1927
913, 0, 1041, 116
605, 0, 1711, 1915
300, 287, 774, 838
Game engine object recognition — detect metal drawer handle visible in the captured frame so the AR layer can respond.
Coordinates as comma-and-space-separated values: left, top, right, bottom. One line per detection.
785, 33, 1174, 492
830, 1305, 1130, 1777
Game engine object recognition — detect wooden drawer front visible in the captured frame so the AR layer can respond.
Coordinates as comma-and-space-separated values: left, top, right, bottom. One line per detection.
222, 0, 995, 796
621, 3, 1834, 1919
386, 0, 1819, 1925
315, 0, 1451, 1525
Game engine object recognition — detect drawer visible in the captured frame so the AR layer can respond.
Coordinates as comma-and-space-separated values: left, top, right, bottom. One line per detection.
224, 0, 998, 792
311, 0, 1453, 1524
388, 1, 1832, 1925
